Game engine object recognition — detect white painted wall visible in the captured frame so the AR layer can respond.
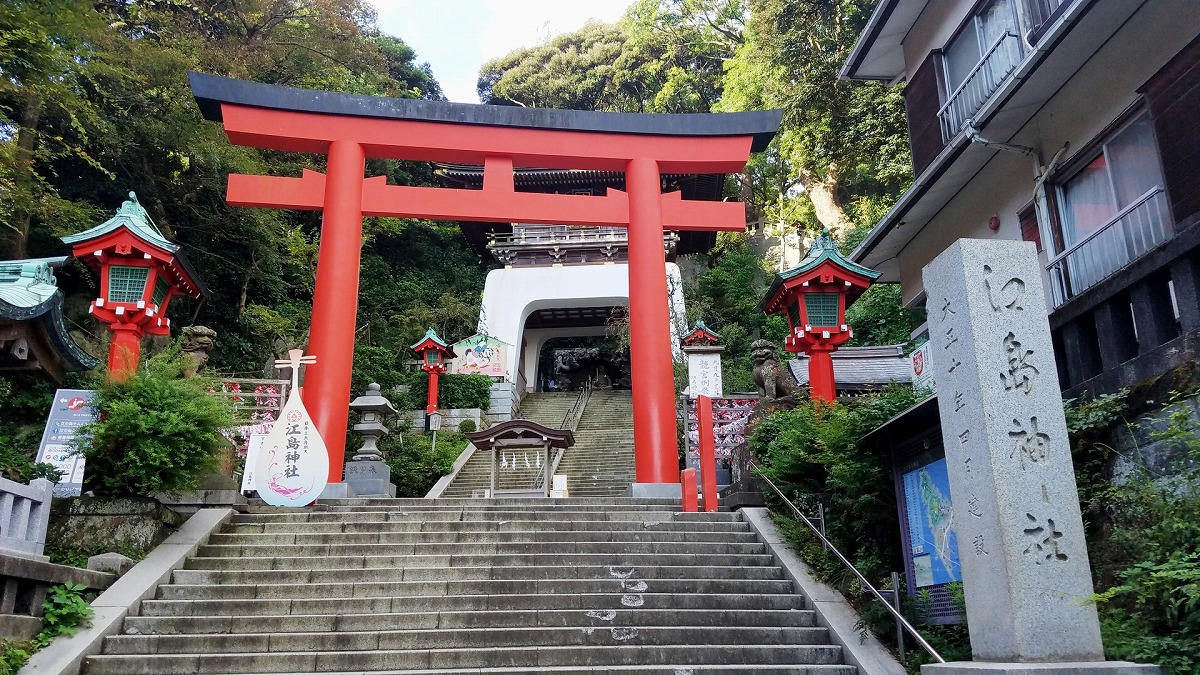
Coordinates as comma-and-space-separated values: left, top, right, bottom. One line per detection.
479, 262, 687, 392
893, 0, 1199, 308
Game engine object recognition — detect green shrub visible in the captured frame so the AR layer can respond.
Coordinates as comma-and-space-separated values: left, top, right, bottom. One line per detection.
439, 374, 491, 410
76, 349, 235, 496
0, 441, 62, 484
0, 640, 32, 675
382, 430, 465, 498
458, 419, 476, 434
35, 583, 93, 648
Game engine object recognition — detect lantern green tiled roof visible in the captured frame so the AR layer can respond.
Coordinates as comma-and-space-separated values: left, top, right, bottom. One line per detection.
60, 192, 178, 252
0, 257, 100, 373
779, 229, 882, 282
410, 327, 451, 351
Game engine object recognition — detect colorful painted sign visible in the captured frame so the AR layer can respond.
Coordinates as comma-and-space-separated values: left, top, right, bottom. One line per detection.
35, 389, 97, 497
253, 350, 328, 507
450, 334, 508, 377
911, 341, 935, 392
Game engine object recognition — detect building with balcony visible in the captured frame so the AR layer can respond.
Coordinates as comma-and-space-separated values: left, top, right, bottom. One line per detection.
438, 165, 711, 394
844, 0, 1200, 398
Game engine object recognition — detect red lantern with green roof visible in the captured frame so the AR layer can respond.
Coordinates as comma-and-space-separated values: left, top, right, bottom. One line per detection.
760, 229, 880, 403
411, 328, 454, 415
61, 193, 207, 379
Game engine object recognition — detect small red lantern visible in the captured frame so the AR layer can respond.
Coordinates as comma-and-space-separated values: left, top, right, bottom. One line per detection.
760, 229, 880, 402
411, 328, 455, 415
61, 193, 207, 379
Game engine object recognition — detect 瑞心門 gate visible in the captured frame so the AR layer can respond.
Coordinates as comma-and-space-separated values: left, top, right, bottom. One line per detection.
189, 73, 780, 493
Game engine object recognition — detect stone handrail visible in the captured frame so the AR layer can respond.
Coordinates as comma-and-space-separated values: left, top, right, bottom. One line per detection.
0, 476, 53, 558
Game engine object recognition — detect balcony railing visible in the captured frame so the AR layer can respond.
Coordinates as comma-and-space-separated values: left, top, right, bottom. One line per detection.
1025, 0, 1068, 41
1047, 186, 1173, 306
939, 32, 1024, 142
492, 226, 628, 247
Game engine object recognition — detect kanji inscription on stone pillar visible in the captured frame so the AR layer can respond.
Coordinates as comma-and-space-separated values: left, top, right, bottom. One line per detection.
922, 239, 1102, 662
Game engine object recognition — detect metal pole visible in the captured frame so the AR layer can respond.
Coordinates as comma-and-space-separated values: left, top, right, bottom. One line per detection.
818, 503, 827, 550
750, 462, 945, 663
892, 571, 905, 662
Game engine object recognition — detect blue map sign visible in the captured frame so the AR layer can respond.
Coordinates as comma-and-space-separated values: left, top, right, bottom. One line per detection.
902, 457, 961, 587
35, 389, 98, 497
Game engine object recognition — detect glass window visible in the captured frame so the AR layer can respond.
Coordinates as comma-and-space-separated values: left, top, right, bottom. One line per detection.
107, 266, 149, 303
803, 292, 840, 327
151, 276, 169, 307
1049, 111, 1174, 303
944, 0, 1020, 93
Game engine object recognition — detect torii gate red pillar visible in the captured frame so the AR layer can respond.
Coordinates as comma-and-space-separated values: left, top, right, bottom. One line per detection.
304, 140, 365, 452
189, 72, 780, 489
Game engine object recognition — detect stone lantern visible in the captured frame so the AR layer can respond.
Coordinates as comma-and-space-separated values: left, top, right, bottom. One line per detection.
61, 192, 207, 378
759, 230, 880, 402
410, 328, 455, 417
344, 382, 398, 498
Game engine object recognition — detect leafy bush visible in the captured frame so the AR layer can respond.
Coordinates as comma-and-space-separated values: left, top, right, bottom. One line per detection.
76, 349, 235, 496
458, 419, 477, 434
0, 640, 31, 675
1069, 389, 1200, 672
439, 374, 491, 410
0, 441, 62, 484
35, 583, 93, 648
382, 430, 465, 498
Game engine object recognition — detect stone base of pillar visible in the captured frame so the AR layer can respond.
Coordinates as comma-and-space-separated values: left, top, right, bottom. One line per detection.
316, 482, 358, 499
626, 482, 683, 499
345, 460, 396, 498
923, 661, 1159, 675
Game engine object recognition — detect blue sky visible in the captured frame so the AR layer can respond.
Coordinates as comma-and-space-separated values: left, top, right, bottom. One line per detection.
368, 1, 634, 103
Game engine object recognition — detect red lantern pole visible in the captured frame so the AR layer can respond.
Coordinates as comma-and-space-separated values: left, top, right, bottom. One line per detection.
107, 327, 143, 380
807, 345, 837, 403
426, 369, 440, 414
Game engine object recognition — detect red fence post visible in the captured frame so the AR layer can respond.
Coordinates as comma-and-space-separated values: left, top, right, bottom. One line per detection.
680, 469, 698, 512
697, 395, 718, 512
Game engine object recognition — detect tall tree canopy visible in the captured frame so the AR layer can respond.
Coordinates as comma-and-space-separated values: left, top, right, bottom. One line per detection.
720, 0, 912, 238
0, 0, 480, 387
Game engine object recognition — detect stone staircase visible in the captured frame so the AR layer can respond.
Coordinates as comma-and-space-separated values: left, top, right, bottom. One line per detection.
439, 393, 577, 498
556, 390, 637, 497
85, 499, 856, 674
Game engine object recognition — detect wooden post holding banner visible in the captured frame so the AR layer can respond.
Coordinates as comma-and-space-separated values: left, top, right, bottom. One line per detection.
681, 468, 699, 512
697, 395, 718, 512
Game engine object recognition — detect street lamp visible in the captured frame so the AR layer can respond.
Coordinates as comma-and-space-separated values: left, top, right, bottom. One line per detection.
410, 327, 455, 422
61, 192, 207, 379
760, 229, 880, 402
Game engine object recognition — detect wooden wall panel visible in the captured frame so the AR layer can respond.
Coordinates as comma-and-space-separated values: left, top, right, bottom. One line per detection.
905, 52, 947, 177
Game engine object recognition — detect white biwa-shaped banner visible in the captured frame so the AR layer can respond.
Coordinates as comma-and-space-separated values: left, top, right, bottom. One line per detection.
254, 349, 328, 507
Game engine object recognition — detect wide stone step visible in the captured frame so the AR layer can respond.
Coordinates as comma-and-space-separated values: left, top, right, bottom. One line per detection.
156, 577, 796, 600
139, 592, 807, 616
185, 552, 780, 571
103, 625, 831, 654
201, 662, 854, 667
87, 643, 844, 673
205, 530, 760, 545
226, 519, 750, 534
195, 541, 766, 558
172, 564, 785, 585
123, 608, 819, 634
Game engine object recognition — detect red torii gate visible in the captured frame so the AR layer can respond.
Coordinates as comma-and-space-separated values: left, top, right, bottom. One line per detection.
189, 73, 780, 492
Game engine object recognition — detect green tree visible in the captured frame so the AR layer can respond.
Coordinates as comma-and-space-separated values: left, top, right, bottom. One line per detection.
720, 0, 911, 238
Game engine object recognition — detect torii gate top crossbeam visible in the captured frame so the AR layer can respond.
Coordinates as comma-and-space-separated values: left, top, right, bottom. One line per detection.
189, 72, 781, 168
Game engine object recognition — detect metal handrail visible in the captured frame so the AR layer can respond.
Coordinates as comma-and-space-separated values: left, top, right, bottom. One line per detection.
529, 382, 593, 491
938, 31, 1021, 138
1044, 186, 1165, 266
750, 459, 946, 663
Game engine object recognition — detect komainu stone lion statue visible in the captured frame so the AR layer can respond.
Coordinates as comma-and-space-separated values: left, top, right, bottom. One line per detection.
750, 339, 805, 401
180, 325, 217, 377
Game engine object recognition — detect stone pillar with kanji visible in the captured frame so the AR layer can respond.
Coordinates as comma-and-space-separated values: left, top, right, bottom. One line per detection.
922, 239, 1156, 673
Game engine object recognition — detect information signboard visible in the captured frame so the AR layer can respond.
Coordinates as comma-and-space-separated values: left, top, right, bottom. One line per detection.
35, 389, 98, 497
902, 457, 961, 587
